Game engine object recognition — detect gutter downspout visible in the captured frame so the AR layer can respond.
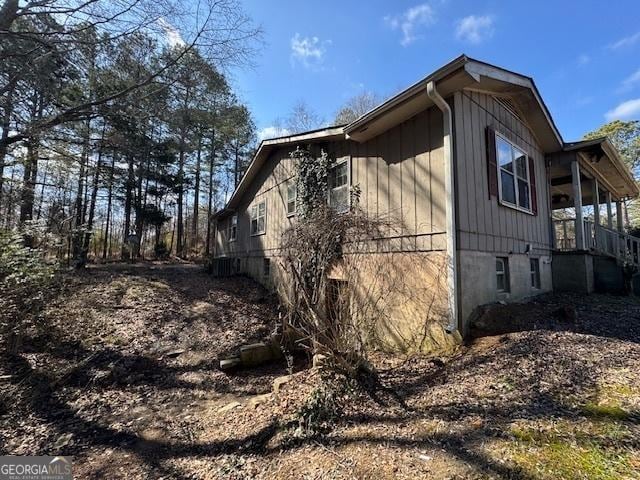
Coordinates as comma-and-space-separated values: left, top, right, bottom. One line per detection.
426, 81, 459, 335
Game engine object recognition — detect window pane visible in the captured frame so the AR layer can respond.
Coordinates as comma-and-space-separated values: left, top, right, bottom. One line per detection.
287, 183, 296, 214
257, 217, 265, 233
518, 178, 530, 209
497, 274, 505, 291
497, 137, 513, 172
336, 163, 348, 186
515, 149, 527, 178
530, 258, 540, 288
250, 205, 257, 220
330, 185, 349, 212
258, 201, 265, 216
330, 162, 348, 188
251, 218, 258, 234
500, 170, 516, 204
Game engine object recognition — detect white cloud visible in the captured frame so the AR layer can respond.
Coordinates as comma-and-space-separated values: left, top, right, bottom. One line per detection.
455, 15, 494, 44
577, 54, 590, 66
258, 126, 290, 142
290, 33, 330, 70
157, 18, 184, 48
605, 98, 640, 121
609, 31, 640, 50
384, 3, 436, 47
619, 68, 640, 92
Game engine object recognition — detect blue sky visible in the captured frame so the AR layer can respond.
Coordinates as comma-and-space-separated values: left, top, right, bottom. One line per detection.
232, 0, 640, 142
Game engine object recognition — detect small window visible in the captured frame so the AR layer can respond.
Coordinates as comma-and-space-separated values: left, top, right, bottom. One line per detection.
496, 257, 510, 293
496, 134, 531, 212
263, 258, 270, 278
250, 200, 266, 235
328, 160, 349, 213
530, 258, 541, 289
229, 214, 237, 242
286, 181, 297, 216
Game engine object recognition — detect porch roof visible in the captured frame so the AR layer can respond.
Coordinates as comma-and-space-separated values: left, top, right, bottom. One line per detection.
549, 137, 638, 208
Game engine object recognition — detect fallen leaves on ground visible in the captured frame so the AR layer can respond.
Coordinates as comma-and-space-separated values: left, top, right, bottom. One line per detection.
1, 264, 639, 479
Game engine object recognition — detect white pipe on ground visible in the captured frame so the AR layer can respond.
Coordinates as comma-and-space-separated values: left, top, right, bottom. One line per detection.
426, 81, 459, 334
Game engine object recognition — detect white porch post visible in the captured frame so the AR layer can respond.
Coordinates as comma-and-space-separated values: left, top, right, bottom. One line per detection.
616, 200, 624, 232
591, 177, 600, 249
592, 177, 600, 226
606, 191, 613, 229
572, 159, 585, 250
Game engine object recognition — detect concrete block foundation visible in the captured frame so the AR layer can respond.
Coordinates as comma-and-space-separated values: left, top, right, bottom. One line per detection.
552, 251, 594, 294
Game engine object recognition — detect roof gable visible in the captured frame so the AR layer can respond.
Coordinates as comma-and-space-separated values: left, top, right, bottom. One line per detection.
344, 55, 563, 152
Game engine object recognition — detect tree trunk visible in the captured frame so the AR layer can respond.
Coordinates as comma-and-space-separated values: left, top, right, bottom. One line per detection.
19, 138, 38, 240
170, 217, 176, 256
192, 132, 202, 255
103, 154, 115, 259
4, 166, 16, 228
19, 95, 43, 244
134, 158, 144, 259
79, 122, 106, 267
176, 139, 186, 258
121, 156, 134, 260
0, 80, 15, 208
35, 164, 48, 221
73, 119, 91, 260
0, 0, 19, 31
205, 128, 216, 256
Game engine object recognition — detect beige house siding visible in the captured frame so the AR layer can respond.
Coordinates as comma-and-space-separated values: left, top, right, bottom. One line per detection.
453, 90, 553, 331
214, 92, 557, 341
453, 90, 552, 254
214, 106, 456, 352
216, 105, 449, 261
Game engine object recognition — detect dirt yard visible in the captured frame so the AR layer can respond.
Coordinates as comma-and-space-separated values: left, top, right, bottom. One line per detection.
1, 263, 639, 479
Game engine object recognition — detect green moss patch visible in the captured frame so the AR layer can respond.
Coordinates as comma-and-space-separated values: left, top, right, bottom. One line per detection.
506, 420, 637, 480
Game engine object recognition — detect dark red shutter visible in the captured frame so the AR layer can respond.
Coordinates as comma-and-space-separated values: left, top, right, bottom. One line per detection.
486, 126, 498, 198
529, 156, 538, 215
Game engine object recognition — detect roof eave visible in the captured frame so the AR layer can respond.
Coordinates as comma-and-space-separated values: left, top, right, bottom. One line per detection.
601, 139, 639, 198
222, 126, 346, 212
344, 54, 469, 137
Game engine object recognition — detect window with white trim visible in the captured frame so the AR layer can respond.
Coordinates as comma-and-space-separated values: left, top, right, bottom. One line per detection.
228, 214, 237, 242
328, 159, 349, 213
496, 134, 531, 212
250, 200, 266, 235
286, 181, 297, 216
530, 258, 541, 289
496, 257, 510, 293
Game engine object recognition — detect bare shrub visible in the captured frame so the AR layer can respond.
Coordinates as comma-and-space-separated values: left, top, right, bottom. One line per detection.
277, 146, 456, 377
278, 203, 393, 375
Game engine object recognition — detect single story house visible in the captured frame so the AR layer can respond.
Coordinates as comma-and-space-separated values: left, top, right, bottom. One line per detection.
212, 55, 639, 351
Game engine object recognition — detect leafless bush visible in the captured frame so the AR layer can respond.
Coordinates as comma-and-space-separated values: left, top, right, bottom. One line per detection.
278, 204, 454, 377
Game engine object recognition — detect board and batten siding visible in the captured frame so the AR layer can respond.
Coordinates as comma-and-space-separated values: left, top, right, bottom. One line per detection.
215, 105, 448, 258
453, 90, 552, 255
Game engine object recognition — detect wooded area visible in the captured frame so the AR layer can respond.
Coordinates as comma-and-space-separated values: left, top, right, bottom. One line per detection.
0, 0, 260, 265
